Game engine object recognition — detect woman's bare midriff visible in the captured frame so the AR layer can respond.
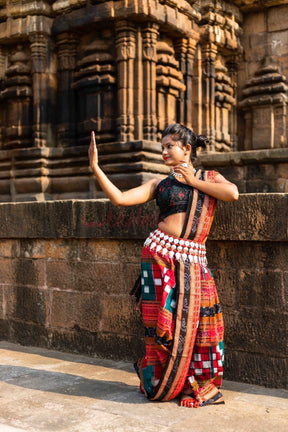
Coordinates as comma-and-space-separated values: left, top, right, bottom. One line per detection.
158, 212, 187, 238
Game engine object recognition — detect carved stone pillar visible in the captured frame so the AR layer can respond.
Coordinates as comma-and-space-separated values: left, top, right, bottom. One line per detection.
0, 45, 6, 148
226, 58, 238, 151
214, 55, 236, 151
175, 37, 198, 129
30, 33, 49, 148
156, 38, 185, 137
0, 46, 32, 149
56, 33, 77, 147
115, 21, 136, 142
142, 23, 159, 141
73, 33, 116, 145
201, 42, 217, 151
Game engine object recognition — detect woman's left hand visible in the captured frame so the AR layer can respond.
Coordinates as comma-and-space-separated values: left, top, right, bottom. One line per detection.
173, 161, 197, 186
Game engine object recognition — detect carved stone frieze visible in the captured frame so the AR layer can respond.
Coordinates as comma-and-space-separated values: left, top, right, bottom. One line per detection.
0, 0, 286, 200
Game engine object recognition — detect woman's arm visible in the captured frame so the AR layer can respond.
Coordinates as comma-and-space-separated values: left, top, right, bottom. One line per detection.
89, 131, 160, 206
173, 163, 239, 202
199, 172, 239, 201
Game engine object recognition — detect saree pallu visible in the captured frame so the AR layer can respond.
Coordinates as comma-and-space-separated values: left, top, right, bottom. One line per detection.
135, 170, 224, 403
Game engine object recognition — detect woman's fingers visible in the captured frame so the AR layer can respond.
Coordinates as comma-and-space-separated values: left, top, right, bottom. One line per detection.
91, 130, 96, 145
89, 131, 98, 166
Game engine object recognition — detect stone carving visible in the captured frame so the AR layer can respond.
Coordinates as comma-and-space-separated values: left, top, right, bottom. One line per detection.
215, 55, 236, 151
142, 23, 159, 141
156, 38, 186, 137
239, 63, 288, 150
73, 31, 117, 145
0, 45, 32, 149
56, 32, 77, 147
116, 21, 136, 142
0, 0, 286, 200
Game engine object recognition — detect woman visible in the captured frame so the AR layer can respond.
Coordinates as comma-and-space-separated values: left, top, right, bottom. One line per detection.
88, 123, 239, 408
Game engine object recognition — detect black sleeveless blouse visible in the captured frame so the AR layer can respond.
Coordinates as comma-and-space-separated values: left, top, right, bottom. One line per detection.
155, 175, 193, 222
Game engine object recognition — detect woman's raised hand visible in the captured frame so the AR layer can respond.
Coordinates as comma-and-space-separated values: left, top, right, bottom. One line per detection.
88, 131, 98, 168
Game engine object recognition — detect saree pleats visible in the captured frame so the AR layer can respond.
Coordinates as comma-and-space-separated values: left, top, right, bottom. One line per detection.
136, 170, 224, 402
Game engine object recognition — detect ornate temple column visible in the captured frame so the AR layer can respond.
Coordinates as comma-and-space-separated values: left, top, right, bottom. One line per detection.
175, 37, 198, 129
29, 33, 49, 148
226, 58, 238, 151
156, 39, 185, 136
0, 45, 6, 148
0, 46, 33, 149
201, 42, 218, 151
142, 23, 159, 141
56, 33, 77, 147
115, 21, 136, 142
214, 56, 236, 151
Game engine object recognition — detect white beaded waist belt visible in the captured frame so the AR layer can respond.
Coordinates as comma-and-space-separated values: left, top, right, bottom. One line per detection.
144, 229, 207, 266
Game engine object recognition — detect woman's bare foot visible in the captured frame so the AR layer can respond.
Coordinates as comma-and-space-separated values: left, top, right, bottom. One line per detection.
180, 394, 200, 408
179, 384, 225, 408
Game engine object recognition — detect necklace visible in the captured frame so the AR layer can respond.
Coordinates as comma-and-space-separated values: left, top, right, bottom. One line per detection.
171, 163, 196, 178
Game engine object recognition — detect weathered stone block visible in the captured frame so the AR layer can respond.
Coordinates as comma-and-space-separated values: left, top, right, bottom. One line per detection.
49, 328, 96, 356
101, 295, 142, 335
46, 260, 126, 293
92, 333, 145, 360
0, 201, 74, 238
0, 285, 4, 320
123, 263, 142, 293
284, 271, 288, 310
238, 269, 284, 309
0, 240, 19, 259
50, 291, 100, 332
9, 320, 50, 348
210, 241, 288, 271
74, 199, 157, 239
119, 240, 143, 264
0, 259, 16, 284
267, 31, 288, 56
0, 319, 9, 340
242, 11, 266, 34
211, 194, 288, 241
224, 308, 288, 356
6, 286, 48, 325
224, 350, 288, 389
78, 239, 121, 262
43, 239, 79, 260
14, 259, 45, 287
268, 5, 288, 32
210, 269, 237, 307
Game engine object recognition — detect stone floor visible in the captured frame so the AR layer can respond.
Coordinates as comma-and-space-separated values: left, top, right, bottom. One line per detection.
0, 341, 287, 432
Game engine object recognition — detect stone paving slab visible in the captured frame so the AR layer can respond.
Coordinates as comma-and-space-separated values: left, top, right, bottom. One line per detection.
0, 342, 287, 432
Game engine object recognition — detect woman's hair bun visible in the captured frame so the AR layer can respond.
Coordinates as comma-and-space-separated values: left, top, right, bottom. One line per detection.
195, 135, 209, 149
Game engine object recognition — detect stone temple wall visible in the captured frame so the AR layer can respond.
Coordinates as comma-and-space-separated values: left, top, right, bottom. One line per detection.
0, 0, 286, 201
0, 195, 287, 390
0, 1, 287, 200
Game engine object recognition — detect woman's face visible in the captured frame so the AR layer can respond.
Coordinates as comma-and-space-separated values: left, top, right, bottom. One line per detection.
161, 134, 186, 166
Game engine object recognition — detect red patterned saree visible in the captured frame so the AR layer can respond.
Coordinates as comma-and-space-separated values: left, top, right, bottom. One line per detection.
134, 170, 224, 406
